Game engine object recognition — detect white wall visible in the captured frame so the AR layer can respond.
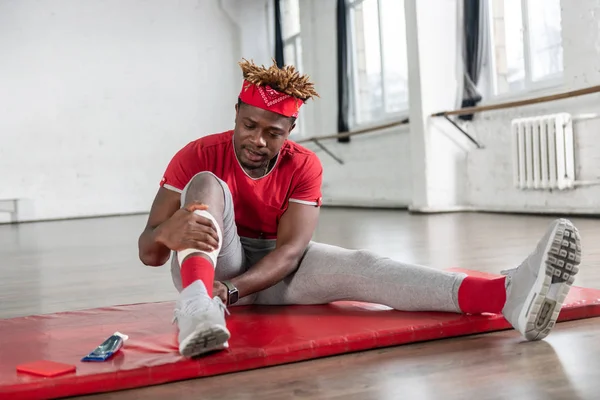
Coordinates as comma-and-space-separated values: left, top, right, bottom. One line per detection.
405, 0, 469, 212
311, 127, 413, 208
221, 0, 274, 66
0, 0, 269, 223
464, 0, 600, 214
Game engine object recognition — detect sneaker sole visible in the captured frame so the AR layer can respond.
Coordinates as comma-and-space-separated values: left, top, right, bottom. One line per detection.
518, 219, 582, 341
179, 322, 231, 358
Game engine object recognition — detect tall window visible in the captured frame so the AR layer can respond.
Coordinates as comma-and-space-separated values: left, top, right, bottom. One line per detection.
347, 0, 408, 127
280, 0, 305, 136
488, 0, 563, 96
281, 0, 303, 71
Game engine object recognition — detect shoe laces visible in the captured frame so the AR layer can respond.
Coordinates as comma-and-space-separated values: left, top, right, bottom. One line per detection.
500, 267, 517, 277
172, 295, 211, 323
501, 257, 528, 281
499, 268, 516, 289
172, 296, 230, 323
213, 296, 231, 316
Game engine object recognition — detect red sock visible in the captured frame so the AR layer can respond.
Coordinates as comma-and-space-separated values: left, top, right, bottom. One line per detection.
180, 256, 215, 297
457, 275, 507, 314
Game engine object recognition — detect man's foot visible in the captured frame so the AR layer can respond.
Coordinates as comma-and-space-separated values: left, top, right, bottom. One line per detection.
174, 281, 231, 357
501, 218, 582, 341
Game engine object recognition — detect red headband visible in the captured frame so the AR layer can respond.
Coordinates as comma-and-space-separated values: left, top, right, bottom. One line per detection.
238, 80, 303, 118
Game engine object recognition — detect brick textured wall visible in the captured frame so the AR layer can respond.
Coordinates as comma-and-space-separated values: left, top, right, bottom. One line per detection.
465, 0, 600, 214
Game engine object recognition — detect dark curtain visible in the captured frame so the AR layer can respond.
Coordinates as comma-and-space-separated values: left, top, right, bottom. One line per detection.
274, 0, 284, 67
336, 0, 350, 142
460, 0, 487, 120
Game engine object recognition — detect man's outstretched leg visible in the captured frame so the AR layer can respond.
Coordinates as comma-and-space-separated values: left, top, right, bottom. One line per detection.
170, 172, 245, 357
255, 218, 581, 341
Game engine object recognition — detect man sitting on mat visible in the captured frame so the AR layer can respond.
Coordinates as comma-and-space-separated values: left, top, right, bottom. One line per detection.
137, 59, 582, 358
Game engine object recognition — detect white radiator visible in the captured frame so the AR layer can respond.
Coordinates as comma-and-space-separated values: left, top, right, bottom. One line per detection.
511, 113, 575, 190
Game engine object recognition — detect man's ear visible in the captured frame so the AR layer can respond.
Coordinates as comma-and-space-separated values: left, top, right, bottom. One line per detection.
288, 116, 296, 133
234, 103, 240, 124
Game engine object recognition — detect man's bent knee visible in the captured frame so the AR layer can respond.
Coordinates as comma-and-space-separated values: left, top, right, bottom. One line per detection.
181, 172, 228, 209
184, 171, 223, 195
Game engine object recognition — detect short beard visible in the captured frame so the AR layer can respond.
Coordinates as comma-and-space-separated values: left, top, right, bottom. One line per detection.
241, 160, 268, 171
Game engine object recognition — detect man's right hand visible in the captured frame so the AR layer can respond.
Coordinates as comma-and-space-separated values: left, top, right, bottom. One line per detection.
154, 202, 220, 252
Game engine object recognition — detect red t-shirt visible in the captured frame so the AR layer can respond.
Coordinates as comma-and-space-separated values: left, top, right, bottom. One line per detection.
160, 130, 323, 239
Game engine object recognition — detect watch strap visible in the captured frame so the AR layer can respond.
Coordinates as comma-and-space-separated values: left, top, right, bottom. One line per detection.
221, 280, 239, 305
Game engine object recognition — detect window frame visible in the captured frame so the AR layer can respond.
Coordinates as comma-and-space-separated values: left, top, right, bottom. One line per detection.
284, 32, 306, 138
280, 0, 302, 71
279, 0, 306, 138
483, 0, 564, 103
346, 0, 410, 130
283, 32, 302, 72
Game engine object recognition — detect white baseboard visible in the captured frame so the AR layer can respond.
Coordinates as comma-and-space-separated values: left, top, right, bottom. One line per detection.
408, 205, 475, 214
321, 198, 410, 209
468, 205, 600, 216
326, 201, 600, 216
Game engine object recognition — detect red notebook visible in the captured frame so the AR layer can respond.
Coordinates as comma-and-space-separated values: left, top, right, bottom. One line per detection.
16, 360, 76, 377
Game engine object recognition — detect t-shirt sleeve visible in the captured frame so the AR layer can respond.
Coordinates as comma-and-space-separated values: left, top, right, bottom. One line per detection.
289, 154, 323, 207
159, 141, 202, 193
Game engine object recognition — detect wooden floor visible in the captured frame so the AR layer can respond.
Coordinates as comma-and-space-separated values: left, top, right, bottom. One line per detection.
2, 209, 600, 399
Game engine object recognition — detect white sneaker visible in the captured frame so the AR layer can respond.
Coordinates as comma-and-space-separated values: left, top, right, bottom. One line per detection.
501, 218, 582, 341
173, 281, 231, 357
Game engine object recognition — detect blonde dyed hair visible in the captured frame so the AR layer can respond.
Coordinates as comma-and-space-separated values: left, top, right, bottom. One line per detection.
239, 58, 319, 102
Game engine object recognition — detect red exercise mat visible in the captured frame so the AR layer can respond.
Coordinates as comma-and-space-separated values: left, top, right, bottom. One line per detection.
1, 269, 599, 399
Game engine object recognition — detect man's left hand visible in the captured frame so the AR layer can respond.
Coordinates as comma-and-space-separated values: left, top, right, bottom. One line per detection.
213, 280, 228, 304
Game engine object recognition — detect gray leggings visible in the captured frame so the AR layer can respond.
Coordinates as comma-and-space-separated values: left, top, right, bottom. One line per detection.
170, 172, 465, 313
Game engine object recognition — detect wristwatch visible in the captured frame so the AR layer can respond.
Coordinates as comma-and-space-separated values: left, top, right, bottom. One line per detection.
221, 280, 239, 306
